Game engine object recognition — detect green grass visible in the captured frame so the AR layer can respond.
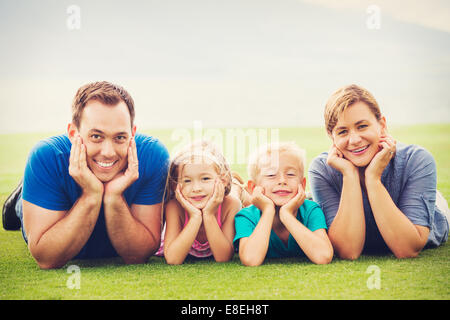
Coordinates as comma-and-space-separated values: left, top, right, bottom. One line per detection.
0, 125, 449, 300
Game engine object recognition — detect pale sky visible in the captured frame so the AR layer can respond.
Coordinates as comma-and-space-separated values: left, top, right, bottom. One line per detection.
0, 0, 449, 133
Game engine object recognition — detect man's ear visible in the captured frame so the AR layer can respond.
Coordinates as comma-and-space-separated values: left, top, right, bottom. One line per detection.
67, 123, 79, 143
131, 125, 137, 137
247, 180, 256, 194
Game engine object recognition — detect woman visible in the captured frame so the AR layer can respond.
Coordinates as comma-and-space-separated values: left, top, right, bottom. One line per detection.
309, 84, 449, 259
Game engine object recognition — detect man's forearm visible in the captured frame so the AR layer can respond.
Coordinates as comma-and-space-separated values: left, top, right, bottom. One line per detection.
103, 194, 159, 264
28, 193, 102, 269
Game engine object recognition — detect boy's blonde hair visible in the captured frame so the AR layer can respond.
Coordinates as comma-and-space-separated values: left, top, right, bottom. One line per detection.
164, 140, 232, 201
324, 84, 382, 135
247, 142, 306, 182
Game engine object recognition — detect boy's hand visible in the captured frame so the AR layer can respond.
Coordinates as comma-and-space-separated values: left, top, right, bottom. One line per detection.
104, 137, 139, 197
69, 135, 104, 196
203, 179, 225, 217
175, 184, 202, 220
251, 186, 275, 214
280, 184, 306, 221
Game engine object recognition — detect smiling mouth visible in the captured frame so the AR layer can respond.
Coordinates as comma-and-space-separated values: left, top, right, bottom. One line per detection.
94, 160, 118, 169
273, 190, 292, 196
190, 195, 207, 202
350, 145, 369, 155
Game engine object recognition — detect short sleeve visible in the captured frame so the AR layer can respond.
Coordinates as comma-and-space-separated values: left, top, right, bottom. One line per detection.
308, 155, 342, 228
22, 141, 72, 211
233, 206, 259, 249
132, 137, 170, 205
302, 201, 328, 232
397, 148, 437, 228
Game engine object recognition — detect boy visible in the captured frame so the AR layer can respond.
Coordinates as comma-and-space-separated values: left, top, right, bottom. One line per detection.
234, 142, 333, 266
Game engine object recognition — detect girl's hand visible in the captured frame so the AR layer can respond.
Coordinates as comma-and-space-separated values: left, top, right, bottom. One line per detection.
280, 184, 306, 220
251, 186, 275, 214
365, 134, 396, 181
175, 184, 202, 220
327, 144, 357, 176
203, 179, 225, 217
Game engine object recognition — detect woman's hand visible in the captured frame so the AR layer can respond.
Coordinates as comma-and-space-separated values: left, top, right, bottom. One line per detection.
327, 144, 358, 176
175, 184, 202, 220
365, 134, 396, 181
203, 179, 225, 218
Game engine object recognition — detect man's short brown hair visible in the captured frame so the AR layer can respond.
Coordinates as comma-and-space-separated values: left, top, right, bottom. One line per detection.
72, 81, 135, 128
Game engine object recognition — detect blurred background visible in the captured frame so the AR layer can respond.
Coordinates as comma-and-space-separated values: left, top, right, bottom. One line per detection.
0, 0, 449, 133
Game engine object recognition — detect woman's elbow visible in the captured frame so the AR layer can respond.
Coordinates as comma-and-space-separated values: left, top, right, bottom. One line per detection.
336, 248, 361, 261
392, 248, 420, 259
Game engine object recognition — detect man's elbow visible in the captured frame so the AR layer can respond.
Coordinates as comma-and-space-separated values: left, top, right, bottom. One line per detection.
122, 254, 150, 265
30, 246, 66, 269
35, 257, 66, 270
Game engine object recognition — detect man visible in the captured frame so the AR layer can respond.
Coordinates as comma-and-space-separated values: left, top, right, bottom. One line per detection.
2, 81, 169, 269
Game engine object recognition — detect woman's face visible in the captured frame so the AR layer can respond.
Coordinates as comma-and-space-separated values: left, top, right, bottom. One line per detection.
331, 101, 386, 168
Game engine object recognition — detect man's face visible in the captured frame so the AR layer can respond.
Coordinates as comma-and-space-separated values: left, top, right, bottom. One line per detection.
69, 100, 136, 182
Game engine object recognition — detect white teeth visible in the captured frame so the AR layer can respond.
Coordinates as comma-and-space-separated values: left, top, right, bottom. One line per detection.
352, 146, 368, 153
96, 161, 115, 168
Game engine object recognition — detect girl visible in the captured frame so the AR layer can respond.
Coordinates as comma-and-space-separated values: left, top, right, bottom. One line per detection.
156, 141, 241, 264
309, 84, 449, 260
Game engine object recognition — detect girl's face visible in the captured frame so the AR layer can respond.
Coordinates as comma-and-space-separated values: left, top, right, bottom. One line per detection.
331, 101, 386, 168
178, 157, 220, 209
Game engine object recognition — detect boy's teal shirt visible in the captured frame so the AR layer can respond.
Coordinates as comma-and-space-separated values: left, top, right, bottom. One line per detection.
233, 199, 328, 259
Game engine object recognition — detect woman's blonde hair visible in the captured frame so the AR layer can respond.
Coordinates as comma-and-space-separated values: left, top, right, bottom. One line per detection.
163, 140, 232, 202
324, 84, 382, 135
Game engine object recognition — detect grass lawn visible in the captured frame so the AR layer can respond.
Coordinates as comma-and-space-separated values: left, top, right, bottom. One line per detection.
0, 124, 449, 300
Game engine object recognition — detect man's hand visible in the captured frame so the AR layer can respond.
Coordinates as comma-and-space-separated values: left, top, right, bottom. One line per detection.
203, 179, 225, 218
69, 135, 103, 196
280, 184, 306, 222
104, 137, 139, 197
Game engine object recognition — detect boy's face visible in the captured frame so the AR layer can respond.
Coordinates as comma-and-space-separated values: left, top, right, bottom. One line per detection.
68, 100, 136, 182
253, 151, 305, 206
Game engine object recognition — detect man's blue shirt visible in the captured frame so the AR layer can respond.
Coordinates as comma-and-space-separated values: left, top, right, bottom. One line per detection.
20, 132, 169, 259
